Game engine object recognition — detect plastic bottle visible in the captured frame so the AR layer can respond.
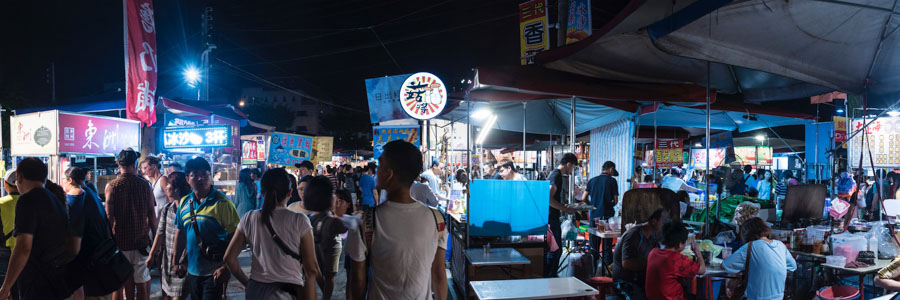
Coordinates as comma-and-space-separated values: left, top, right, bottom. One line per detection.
870, 234, 879, 258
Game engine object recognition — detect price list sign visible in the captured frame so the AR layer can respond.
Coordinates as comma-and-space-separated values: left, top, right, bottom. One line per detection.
654, 139, 684, 168
849, 117, 900, 167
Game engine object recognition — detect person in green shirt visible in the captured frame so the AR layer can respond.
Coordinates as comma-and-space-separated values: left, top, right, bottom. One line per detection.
0, 170, 18, 292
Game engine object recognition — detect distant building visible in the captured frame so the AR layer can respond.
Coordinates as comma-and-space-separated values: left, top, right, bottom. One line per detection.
240, 87, 329, 135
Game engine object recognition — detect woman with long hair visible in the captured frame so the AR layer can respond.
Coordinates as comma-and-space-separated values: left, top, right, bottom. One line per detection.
224, 168, 319, 300
147, 171, 191, 300
722, 217, 797, 300
234, 168, 258, 217
62, 166, 114, 299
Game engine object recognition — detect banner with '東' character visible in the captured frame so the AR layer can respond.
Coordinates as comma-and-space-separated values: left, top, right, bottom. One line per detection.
124, 0, 158, 126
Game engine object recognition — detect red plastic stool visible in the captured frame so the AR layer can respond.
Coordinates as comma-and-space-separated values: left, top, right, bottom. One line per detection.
584, 276, 614, 299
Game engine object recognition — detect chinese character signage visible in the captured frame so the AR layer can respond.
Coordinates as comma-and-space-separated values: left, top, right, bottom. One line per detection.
565, 0, 591, 44
242, 134, 268, 160
165, 114, 206, 127
267, 132, 314, 167
162, 126, 232, 149
734, 146, 774, 166
124, 0, 158, 126
519, 0, 549, 65
241, 140, 258, 165
312, 136, 334, 164
11, 111, 58, 156
365, 73, 413, 124
689, 148, 727, 169
58, 112, 141, 155
848, 117, 900, 167
399, 72, 447, 120
373, 125, 420, 159
834, 116, 847, 142
654, 139, 683, 168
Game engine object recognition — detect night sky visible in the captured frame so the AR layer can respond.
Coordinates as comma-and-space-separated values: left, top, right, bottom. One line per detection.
2, 0, 626, 112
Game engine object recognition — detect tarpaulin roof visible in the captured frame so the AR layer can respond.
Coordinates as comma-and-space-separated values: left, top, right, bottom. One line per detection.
536, 0, 834, 102
440, 98, 634, 136
651, 0, 900, 100
638, 103, 814, 132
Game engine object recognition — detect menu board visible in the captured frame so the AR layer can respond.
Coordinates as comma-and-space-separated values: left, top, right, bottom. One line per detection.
734, 146, 773, 166
849, 117, 900, 167
654, 139, 683, 168
690, 148, 727, 169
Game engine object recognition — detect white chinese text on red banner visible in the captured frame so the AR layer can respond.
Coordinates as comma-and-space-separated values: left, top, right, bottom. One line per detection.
124, 0, 158, 126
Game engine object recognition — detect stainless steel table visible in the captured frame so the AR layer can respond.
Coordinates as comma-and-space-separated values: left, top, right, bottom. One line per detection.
821, 258, 893, 300
465, 248, 531, 267
469, 277, 599, 300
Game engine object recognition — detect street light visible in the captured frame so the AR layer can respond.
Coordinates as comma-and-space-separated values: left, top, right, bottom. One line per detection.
238, 100, 246, 107
184, 66, 201, 88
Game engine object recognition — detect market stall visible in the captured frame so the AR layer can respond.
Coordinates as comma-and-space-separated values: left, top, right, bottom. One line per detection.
10, 110, 141, 197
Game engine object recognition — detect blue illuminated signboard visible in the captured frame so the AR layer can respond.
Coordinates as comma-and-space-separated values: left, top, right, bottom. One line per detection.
163, 126, 232, 149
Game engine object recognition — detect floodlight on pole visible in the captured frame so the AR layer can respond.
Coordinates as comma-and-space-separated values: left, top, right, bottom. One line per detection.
184, 66, 201, 88
471, 109, 493, 120
475, 114, 498, 144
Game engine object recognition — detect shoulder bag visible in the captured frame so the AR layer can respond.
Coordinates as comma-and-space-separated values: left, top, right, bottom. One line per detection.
82, 192, 135, 296
723, 241, 753, 300
189, 195, 227, 261
263, 211, 304, 299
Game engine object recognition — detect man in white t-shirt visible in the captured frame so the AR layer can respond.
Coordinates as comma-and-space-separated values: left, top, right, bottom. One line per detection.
411, 181, 439, 207
347, 140, 448, 300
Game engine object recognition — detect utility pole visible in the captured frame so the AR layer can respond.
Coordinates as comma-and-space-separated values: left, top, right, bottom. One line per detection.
200, 5, 216, 101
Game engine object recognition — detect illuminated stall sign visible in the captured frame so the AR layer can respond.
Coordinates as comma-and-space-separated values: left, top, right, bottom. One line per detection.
163, 126, 232, 149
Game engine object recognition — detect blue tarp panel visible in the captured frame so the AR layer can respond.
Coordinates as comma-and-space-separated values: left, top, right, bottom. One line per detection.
805, 122, 833, 181
637, 105, 813, 132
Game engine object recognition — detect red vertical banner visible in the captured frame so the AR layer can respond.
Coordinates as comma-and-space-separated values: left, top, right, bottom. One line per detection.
125, 0, 158, 126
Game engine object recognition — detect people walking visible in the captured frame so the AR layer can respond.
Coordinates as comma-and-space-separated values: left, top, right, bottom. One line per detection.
147, 172, 191, 300
223, 168, 319, 300
142, 156, 169, 224
347, 140, 448, 300
0, 158, 74, 299
305, 176, 348, 300
546, 153, 578, 277
359, 162, 378, 208
173, 157, 239, 300
233, 169, 258, 218
0, 170, 18, 294
63, 166, 116, 299
106, 148, 156, 300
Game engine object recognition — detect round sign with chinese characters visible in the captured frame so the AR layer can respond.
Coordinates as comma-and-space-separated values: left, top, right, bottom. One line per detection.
399, 72, 447, 120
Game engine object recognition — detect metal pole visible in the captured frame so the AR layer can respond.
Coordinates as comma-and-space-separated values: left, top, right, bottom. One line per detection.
569, 97, 576, 209
705, 61, 711, 237
523, 101, 527, 179
93, 157, 98, 188
465, 98, 471, 249
653, 105, 658, 185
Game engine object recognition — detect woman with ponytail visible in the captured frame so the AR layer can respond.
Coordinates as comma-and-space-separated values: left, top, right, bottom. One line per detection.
224, 168, 319, 300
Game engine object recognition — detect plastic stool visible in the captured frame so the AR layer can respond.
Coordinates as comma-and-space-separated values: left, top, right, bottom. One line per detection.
585, 276, 614, 299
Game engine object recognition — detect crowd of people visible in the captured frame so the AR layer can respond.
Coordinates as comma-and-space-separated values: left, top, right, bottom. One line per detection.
0, 140, 451, 300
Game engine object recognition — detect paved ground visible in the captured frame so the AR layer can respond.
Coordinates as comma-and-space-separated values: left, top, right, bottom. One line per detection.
149, 250, 461, 299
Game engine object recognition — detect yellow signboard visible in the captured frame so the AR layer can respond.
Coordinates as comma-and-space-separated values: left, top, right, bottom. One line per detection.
519, 0, 549, 65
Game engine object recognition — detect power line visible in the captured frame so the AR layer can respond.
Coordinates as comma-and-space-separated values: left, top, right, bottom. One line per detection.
215, 58, 367, 113
235, 12, 517, 67
370, 27, 402, 72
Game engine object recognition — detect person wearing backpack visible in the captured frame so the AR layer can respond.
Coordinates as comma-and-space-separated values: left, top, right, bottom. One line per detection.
0, 158, 74, 299
172, 157, 239, 300
223, 168, 319, 300
304, 176, 348, 300
346, 140, 448, 300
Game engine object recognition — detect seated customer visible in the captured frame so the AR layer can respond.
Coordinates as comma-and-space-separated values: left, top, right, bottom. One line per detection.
646, 222, 705, 300
612, 209, 663, 299
722, 217, 796, 300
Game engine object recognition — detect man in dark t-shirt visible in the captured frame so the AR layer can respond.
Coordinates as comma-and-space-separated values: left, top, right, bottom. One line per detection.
0, 158, 72, 300
582, 161, 619, 267
612, 209, 663, 300
545, 153, 578, 277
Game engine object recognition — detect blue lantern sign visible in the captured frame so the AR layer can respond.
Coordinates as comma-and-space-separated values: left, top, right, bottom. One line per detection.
163, 126, 232, 149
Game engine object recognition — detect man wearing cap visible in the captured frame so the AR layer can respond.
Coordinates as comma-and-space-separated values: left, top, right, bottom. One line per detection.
0, 170, 17, 292
106, 148, 156, 300
581, 161, 620, 267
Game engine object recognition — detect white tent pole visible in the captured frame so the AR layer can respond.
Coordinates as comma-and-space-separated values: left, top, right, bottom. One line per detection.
653, 105, 658, 184
523, 101, 527, 179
